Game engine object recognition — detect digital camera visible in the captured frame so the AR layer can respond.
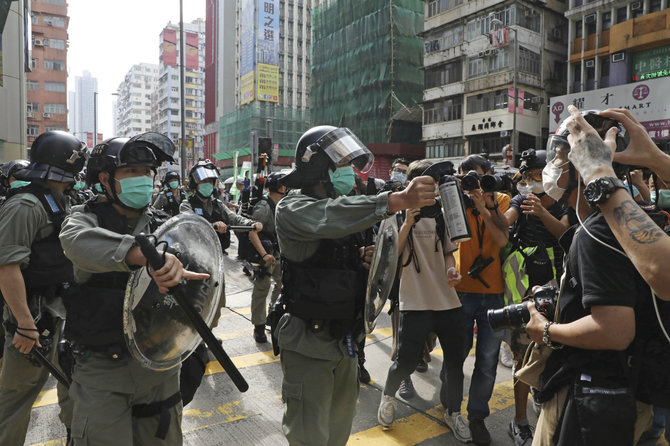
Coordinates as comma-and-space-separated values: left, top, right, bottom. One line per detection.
487, 285, 558, 330
461, 170, 481, 191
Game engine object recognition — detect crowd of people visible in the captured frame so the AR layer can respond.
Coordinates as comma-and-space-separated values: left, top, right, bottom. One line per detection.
0, 105, 669, 446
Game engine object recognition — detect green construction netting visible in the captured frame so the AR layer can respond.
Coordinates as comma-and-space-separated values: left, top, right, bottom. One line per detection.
310, 0, 424, 144
216, 102, 310, 160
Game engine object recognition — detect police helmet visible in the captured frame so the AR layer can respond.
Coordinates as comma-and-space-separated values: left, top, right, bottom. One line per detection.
519, 149, 547, 173
164, 170, 180, 183
281, 126, 374, 189
265, 172, 286, 192
1, 159, 30, 184
188, 160, 220, 191
19, 131, 87, 183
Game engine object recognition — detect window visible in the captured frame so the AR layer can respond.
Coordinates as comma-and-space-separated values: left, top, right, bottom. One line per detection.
44, 59, 65, 71
424, 96, 463, 124
30, 58, 36, 70
31, 14, 38, 25
489, 48, 511, 72
425, 25, 463, 54
519, 47, 541, 76
27, 80, 39, 91
426, 138, 464, 158
424, 60, 463, 88
43, 15, 65, 27
27, 125, 40, 136
48, 38, 65, 50
551, 60, 567, 81
600, 58, 610, 87
602, 12, 612, 31
649, 0, 662, 12
44, 0, 65, 5
46, 126, 66, 132
44, 82, 66, 92
586, 19, 596, 35
575, 20, 582, 38
616, 7, 627, 24
44, 103, 66, 114
466, 89, 508, 114
468, 57, 486, 78
27, 102, 39, 113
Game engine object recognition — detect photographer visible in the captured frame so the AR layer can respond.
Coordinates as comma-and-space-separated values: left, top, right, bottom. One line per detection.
454, 154, 510, 445
524, 109, 647, 445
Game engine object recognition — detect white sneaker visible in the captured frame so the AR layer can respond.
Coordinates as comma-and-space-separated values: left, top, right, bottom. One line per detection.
499, 341, 514, 368
377, 394, 397, 428
444, 411, 472, 443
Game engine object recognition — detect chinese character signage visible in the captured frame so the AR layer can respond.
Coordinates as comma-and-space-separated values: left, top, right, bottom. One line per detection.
549, 77, 670, 139
632, 45, 670, 82
240, 0, 255, 105
256, 0, 279, 102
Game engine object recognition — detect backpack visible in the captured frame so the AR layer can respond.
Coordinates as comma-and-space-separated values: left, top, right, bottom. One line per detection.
236, 196, 277, 264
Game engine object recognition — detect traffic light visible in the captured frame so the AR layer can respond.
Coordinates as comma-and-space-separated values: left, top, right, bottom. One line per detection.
258, 137, 272, 162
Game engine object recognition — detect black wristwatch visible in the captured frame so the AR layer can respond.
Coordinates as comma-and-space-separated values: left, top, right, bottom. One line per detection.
584, 177, 626, 209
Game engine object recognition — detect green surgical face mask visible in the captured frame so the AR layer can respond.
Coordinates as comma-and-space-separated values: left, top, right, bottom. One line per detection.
94, 183, 104, 194
10, 180, 31, 189
198, 182, 214, 198
168, 181, 179, 190
115, 176, 154, 209
73, 181, 86, 191
658, 190, 670, 209
328, 166, 356, 196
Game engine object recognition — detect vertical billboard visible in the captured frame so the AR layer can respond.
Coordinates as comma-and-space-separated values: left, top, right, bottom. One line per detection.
162, 28, 177, 67
240, 0, 255, 105
185, 32, 199, 70
256, 0, 279, 102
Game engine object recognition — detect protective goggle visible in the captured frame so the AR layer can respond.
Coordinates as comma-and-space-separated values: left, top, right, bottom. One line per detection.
521, 170, 543, 182
302, 127, 374, 173
191, 165, 219, 183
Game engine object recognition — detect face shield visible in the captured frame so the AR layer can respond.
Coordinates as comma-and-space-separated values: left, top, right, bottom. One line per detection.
302, 127, 374, 173
117, 144, 158, 168
191, 165, 219, 184
126, 132, 177, 164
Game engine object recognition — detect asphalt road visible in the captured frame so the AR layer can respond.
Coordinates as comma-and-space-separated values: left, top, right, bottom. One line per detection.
23, 239, 663, 446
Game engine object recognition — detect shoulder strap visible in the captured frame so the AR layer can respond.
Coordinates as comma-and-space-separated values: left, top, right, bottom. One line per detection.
7, 183, 67, 233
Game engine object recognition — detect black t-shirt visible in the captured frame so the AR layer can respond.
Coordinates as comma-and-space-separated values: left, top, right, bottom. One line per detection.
510, 195, 568, 248
538, 212, 646, 401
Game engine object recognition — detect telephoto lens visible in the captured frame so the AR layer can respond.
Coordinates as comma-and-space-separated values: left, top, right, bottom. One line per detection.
480, 174, 514, 193
461, 170, 480, 191
487, 302, 530, 330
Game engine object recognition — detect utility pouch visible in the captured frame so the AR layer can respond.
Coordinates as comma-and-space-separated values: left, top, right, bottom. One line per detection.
554, 374, 635, 446
514, 341, 552, 389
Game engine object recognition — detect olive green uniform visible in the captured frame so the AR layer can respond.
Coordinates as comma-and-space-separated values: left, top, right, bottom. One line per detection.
275, 190, 393, 446
250, 198, 282, 326
180, 196, 254, 326
59, 205, 182, 446
0, 190, 71, 446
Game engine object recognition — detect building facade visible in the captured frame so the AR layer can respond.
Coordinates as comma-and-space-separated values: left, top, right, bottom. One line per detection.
26, 0, 69, 146
208, 0, 312, 176
69, 70, 98, 145
115, 63, 159, 138
549, 0, 670, 151
156, 19, 206, 173
422, 0, 569, 164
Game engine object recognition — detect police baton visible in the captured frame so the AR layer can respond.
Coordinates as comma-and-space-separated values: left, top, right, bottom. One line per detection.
211, 225, 256, 232
31, 346, 70, 389
135, 234, 249, 393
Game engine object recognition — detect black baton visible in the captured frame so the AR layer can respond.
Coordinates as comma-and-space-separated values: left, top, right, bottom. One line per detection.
227, 225, 256, 232
31, 346, 70, 389
135, 234, 249, 392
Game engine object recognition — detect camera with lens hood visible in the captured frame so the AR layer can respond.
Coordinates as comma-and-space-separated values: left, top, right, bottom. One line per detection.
487, 285, 558, 330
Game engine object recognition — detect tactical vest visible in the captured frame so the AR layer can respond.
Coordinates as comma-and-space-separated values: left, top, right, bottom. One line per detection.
5, 183, 74, 292
281, 234, 367, 337
163, 190, 185, 217
63, 201, 135, 346
188, 195, 230, 250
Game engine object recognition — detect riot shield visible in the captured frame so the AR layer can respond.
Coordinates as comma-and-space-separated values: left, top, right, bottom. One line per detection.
124, 213, 225, 371
364, 216, 399, 334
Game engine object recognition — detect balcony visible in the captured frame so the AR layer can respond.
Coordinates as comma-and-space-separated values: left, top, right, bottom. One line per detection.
609, 9, 670, 53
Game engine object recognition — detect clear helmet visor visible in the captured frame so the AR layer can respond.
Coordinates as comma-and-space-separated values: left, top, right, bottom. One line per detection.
192, 166, 219, 183
311, 127, 374, 173
545, 134, 571, 167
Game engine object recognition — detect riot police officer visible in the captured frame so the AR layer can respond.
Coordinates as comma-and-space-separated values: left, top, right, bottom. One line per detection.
152, 170, 185, 217
59, 133, 209, 446
0, 159, 30, 205
0, 131, 86, 445
272, 125, 436, 446
180, 160, 262, 327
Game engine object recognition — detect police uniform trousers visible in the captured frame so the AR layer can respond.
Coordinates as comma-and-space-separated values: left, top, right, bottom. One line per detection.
210, 281, 226, 330
250, 261, 282, 326
0, 320, 71, 446
278, 314, 359, 446
69, 353, 182, 446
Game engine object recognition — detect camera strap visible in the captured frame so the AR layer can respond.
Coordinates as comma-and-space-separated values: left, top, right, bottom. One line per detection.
474, 212, 485, 254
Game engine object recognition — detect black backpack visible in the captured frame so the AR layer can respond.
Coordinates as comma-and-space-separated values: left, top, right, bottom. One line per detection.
236, 196, 277, 264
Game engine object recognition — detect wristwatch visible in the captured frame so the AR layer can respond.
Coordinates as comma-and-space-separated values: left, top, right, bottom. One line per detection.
584, 177, 626, 209
543, 321, 564, 350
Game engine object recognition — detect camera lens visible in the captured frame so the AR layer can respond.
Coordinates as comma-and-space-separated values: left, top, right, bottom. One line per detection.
461, 175, 479, 191
487, 302, 530, 330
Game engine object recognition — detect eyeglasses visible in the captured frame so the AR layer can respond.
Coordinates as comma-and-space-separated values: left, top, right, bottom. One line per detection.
522, 171, 543, 182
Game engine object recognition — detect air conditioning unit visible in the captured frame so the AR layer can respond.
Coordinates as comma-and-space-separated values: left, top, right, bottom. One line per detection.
631, 1, 642, 10
585, 60, 595, 68
585, 14, 596, 24
478, 51, 486, 58
33, 39, 43, 46
531, 96, 543, 104
612, 52, 625, 62
27, 112, 33, 118
43, 113, 51, 118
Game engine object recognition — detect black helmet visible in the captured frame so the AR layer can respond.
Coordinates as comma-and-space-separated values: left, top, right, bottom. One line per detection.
281, 126, 374, 189
519, 149, 547, 173
188, 160, 219, 197
265, 172, 286, 192
1, 159, 30, 184
164, 170, 180, 183
19, 131, 87, 183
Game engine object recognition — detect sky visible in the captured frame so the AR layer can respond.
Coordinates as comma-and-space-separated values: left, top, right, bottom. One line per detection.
66, 0, 205, 139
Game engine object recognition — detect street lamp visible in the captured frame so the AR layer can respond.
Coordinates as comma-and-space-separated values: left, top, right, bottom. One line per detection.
93, 91, 98, 147
490, 14, 518, 165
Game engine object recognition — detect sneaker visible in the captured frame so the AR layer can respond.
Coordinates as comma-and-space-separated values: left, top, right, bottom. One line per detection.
509, 421, 534, 446
444, 412, 472, 443
469, 418, 491, 445
499, 342, 514, 368
399, 376, 415, 399
377, 394, 397, 428
416, 359, 428, 373
253, 325, 268, 343
358, 364, 371, 384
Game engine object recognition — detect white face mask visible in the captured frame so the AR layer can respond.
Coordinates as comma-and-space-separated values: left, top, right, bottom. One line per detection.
390, 171, 407, 184
516, 184, 531, 195
542, 161, 569, 202
529, 181, 545, 194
